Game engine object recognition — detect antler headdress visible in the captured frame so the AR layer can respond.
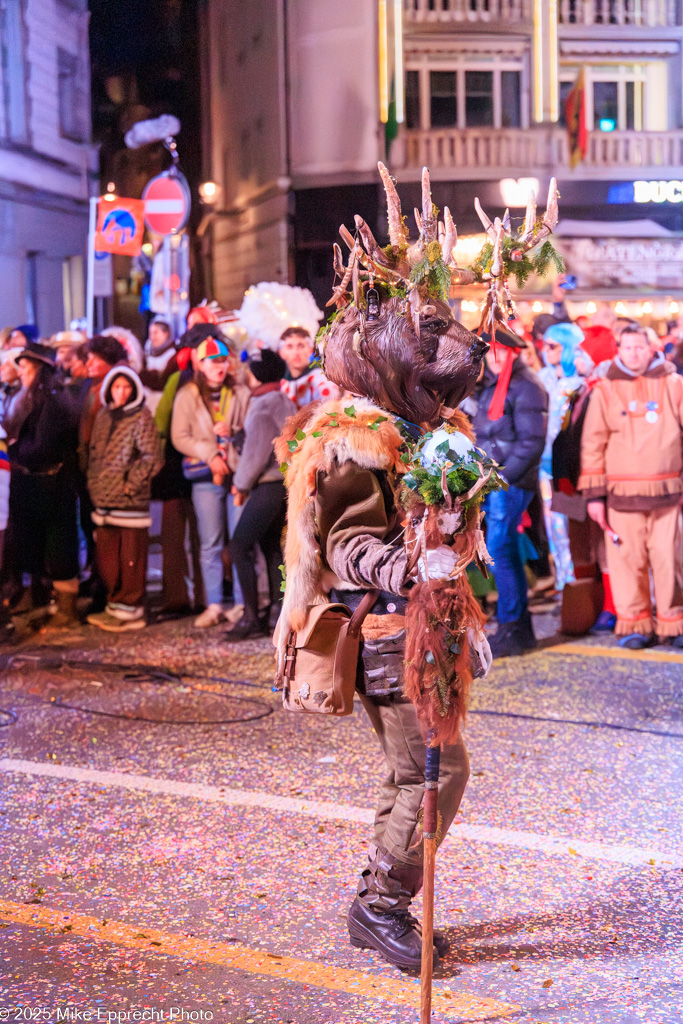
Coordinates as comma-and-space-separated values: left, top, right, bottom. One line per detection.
327, 163, 561, 344
318, 163, 561, 425
471, 178, 560, 338
328, 163, 475, 337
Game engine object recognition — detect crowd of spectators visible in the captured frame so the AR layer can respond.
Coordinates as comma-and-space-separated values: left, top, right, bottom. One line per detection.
0, 282, 682, 659
466, 278, 683, 656
0, 315, 338, 642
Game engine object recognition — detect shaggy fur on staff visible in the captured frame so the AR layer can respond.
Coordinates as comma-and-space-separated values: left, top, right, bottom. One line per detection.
402, 494, 486, 744
404, 577, 486, 746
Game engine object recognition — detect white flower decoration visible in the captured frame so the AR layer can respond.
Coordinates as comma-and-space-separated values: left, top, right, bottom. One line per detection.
418, 428, 475, 470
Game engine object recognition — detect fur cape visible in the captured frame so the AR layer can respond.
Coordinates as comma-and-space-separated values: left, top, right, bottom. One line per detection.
274, 398, 485, 745
274, 398, 405, 677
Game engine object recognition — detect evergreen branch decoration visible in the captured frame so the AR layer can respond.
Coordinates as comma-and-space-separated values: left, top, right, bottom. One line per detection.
470, 234, 564, 291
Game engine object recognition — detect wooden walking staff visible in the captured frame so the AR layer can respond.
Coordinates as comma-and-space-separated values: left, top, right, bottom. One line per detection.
420, 735, 441, 1023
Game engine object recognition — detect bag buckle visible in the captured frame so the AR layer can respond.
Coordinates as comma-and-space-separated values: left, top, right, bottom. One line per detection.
284, 630, 297, 684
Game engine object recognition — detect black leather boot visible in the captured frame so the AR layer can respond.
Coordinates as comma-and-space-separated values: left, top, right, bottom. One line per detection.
517, 608, 538, 650
347, 845, 438, 971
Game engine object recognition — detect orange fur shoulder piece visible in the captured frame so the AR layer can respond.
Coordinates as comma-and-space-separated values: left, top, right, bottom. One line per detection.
274, 398, 406, 678
278, 398, 406, 499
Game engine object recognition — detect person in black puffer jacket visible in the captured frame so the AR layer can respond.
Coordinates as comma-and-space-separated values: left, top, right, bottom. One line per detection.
472, 331, 548, 657
5, 342, 80, 625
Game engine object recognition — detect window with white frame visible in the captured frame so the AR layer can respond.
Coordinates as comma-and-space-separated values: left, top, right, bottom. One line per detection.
58, 48, 87, 141
0, 0, 29, 143
559, 64, 647, 131
405, 58, 526, 130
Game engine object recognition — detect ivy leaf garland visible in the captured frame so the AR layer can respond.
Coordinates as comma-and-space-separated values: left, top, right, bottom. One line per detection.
281, 406, 389, 469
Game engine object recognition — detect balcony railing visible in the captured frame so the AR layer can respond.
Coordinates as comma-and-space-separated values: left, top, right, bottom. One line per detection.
559, 0, 682, 26
404, 0, 531, 23
394, 126, 683, 177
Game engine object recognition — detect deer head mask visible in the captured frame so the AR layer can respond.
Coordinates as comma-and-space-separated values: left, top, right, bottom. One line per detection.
319, 163, 488, 427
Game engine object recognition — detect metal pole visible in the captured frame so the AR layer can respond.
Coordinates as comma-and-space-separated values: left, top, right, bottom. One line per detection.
420, 738, 441, 1024
163, 234, 172, 330
86, 196, 98, 337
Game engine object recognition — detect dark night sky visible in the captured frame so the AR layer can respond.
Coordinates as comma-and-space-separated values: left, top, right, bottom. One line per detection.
88, 0, 202, 195
89, 0, 180, 78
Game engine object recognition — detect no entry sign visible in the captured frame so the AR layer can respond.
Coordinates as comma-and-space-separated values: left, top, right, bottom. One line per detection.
143, 171, 191, 235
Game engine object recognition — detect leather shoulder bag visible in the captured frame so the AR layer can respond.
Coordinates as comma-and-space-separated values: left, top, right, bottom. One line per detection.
280, 589, 379, 717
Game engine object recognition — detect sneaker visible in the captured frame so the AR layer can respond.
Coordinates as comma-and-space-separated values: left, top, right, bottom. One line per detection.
591, 611, 617, 633
107, 602, 145, 622
659, 634, 683, 649
87, 611, 146, 632
619, 633, 655, 650
193, 603, 224, 628
223, 603, 245, 625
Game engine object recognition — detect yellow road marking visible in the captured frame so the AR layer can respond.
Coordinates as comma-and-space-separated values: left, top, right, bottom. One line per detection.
0, 899, 518, 1021
543, 642, 683, 664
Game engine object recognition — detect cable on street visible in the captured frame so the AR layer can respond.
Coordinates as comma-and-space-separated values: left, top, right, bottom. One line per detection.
469, 707, 683, 741
2, 652, 681, 737
0, 651, 274, 726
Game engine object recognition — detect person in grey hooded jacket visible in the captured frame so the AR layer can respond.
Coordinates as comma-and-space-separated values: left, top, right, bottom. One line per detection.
228, 350, 296, 641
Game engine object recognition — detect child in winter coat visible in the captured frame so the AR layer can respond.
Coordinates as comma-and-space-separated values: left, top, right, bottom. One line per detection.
86, 366, 163, 632
579, 325, 683, 649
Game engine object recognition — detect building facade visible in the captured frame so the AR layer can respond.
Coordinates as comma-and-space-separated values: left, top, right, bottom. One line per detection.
202, 0, 683, 318
0, 0, 96, 335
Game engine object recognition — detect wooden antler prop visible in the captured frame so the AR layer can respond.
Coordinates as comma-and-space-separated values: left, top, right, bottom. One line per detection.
323, 168, 560, 334
473, 177, 563, 335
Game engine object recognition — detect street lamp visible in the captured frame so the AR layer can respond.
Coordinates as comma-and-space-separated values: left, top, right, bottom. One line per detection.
199, 181, 222, 205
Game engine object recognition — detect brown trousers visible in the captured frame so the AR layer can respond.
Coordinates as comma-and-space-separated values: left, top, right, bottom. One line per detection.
605, 504, 683, 636
96, 525, 148, 611
161, 498, 204, 610
360, 694, 470, 868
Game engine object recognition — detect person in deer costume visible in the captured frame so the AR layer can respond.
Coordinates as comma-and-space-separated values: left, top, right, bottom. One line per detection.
275, 164, 559, 971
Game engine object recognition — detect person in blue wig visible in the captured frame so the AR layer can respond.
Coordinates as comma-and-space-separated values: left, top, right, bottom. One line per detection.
538, 321, 594, 590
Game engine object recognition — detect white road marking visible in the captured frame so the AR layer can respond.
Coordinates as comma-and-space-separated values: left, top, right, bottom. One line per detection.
1, 757, 680, 869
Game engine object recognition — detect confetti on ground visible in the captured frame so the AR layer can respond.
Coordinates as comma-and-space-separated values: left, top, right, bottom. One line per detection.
0, 611, 681, 1023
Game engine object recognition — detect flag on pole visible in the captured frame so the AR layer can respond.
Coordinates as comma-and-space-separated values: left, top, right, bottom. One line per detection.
385, 77, 398, 155
565, 68, 588, 168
